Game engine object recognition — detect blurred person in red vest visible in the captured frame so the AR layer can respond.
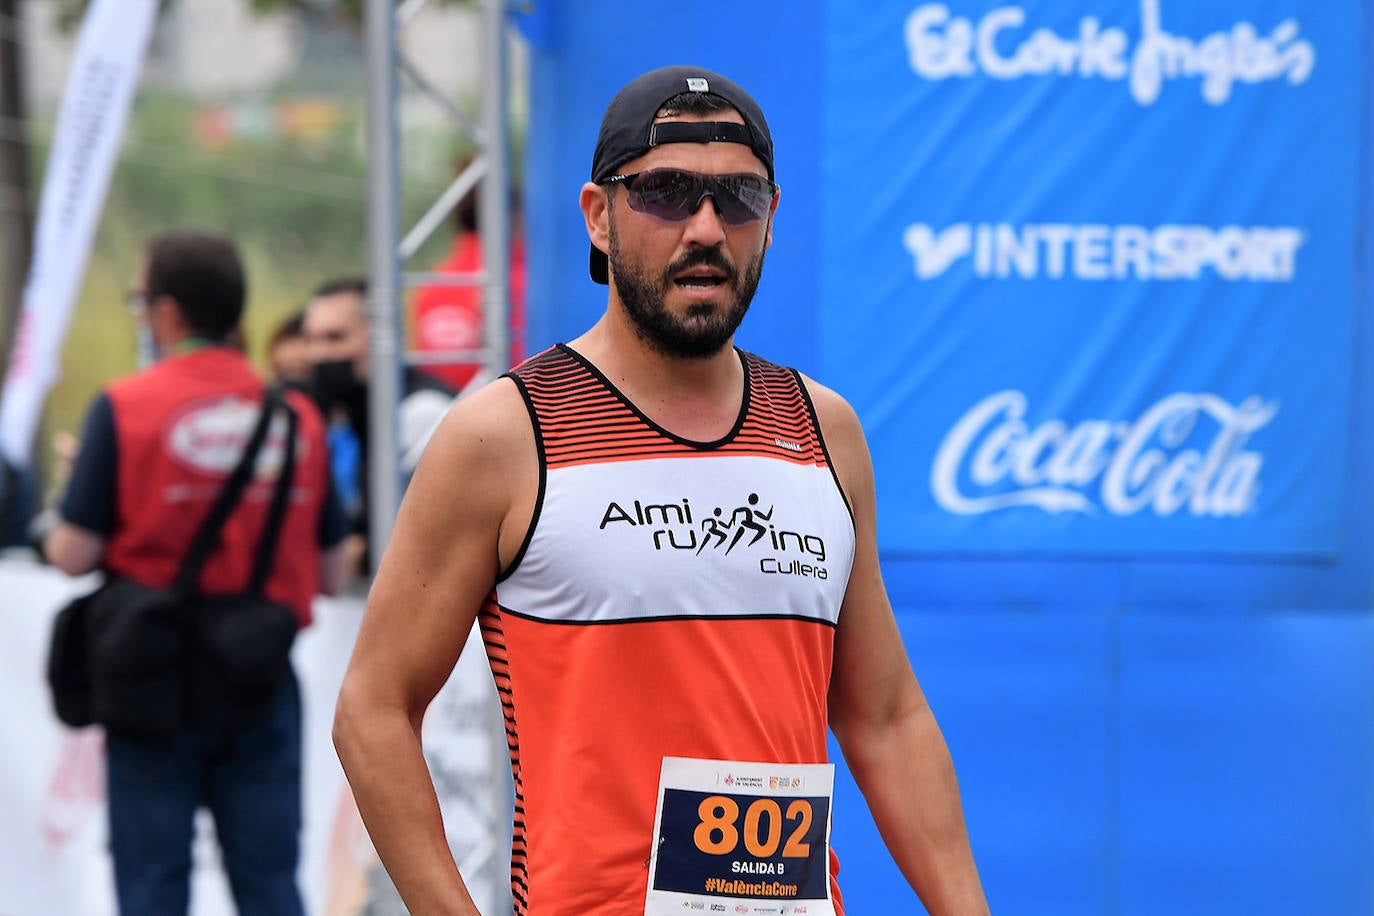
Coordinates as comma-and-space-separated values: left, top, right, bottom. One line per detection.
44, 228, 349, 915
411, 162, 526, 394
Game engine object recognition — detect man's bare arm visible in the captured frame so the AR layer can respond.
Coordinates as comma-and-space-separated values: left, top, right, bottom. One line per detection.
44, 521, 105, 576
332, 378, 534, 914
316, 543, 348, 597
807, 378, 990, 915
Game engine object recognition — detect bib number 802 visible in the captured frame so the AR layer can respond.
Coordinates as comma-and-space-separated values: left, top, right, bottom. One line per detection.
693, 795, 813, 858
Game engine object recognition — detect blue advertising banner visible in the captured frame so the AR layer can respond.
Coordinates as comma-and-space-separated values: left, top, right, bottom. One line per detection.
822, 0, 1361, 555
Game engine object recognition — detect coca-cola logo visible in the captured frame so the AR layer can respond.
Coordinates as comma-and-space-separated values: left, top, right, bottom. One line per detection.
931, 390, 1278, 517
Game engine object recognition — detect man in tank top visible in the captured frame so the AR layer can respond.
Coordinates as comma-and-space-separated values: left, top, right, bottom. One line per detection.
333, 65, 990, 916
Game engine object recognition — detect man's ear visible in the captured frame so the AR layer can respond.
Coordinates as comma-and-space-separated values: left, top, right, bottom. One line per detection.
580, 181, 611, 257
147, 295, 184, 336
764, 185, 780, 250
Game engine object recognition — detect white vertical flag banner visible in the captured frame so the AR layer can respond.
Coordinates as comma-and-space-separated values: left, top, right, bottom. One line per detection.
0, 0, 160, 469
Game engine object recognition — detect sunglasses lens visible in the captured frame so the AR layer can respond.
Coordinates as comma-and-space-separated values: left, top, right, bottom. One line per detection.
628, 170, 702, 221
625, 170, 773, 225
710, 174, 773, 225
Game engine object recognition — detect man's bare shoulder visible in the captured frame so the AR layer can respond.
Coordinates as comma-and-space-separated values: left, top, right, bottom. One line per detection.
796, 373, 865, 447
424, 375, 531, 458
398, 376, 537, 571
794, 372, 874, 513
405, 376, 535, 509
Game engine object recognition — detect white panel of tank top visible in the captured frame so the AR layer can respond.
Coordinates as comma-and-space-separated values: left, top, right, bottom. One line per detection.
499, 455, 855, 624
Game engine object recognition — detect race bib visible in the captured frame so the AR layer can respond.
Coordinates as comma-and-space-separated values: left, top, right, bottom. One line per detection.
644, 756, 836, 916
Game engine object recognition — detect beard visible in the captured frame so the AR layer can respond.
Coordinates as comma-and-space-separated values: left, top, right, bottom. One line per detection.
607, 213, 766, 360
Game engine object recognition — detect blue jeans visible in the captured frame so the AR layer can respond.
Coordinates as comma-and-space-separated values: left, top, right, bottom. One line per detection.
105, 677, 305, 916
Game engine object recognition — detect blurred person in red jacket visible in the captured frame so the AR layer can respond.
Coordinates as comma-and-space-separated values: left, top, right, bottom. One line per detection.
411, 162, 526, 394
45, 228, 349, 915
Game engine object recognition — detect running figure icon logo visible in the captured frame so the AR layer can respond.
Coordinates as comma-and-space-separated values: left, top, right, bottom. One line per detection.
698, 493, 773, 555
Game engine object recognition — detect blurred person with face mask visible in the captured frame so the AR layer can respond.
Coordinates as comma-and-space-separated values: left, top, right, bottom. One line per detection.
303, 277, 454, 578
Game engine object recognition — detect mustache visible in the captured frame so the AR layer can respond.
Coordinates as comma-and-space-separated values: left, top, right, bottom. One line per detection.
665, 246, 737, 284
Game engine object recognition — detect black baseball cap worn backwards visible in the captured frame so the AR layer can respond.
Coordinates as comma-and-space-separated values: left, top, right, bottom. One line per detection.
589, 65, 775, 284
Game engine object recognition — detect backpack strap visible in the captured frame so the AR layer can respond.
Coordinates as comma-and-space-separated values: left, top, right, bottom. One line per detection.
246, 394, 298, 594
170, 388, 289, 599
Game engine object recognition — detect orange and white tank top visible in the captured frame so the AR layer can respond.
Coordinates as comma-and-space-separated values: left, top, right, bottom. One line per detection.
485, 344, 856, 915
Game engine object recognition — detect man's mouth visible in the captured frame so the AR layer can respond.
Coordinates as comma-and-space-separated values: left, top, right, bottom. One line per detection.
674, 270, 727, 290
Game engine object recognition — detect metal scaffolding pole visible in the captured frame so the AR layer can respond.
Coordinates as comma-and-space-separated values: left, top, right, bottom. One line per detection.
364, 1, 515, 553
362, 1, 516, 912
363, 0, 403, 559
477, 0, 510, 389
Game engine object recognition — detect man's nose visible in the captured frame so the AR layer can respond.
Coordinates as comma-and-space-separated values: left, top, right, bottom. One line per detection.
681, 193, 728, 244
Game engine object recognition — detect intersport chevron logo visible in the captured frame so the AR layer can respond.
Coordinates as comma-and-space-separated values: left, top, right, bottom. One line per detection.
901, 223, 971, 278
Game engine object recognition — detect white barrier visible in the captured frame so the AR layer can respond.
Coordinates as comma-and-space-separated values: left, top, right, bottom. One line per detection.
0, 557, 506, 915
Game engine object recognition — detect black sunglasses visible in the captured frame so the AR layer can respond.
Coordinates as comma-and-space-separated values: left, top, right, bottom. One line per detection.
603, 168, 777, 226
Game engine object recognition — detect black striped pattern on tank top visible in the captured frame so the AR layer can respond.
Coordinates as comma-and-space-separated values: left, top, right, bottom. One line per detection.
509, 345, 829, 469
478, 592, 530, 913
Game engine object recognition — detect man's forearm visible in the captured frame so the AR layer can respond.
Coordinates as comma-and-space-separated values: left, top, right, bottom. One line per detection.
333, 703, 484, 914
841, 704, 989, 915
